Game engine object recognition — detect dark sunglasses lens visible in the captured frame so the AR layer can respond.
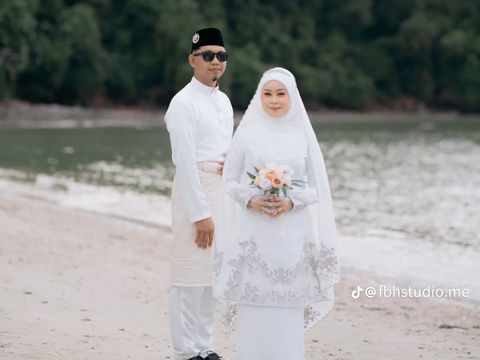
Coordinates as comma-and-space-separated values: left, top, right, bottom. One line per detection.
202, 52, 215, 61
217, 52, 228, 61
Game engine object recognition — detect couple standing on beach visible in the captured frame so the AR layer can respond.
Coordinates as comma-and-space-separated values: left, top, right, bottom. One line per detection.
164, 28, 339, 360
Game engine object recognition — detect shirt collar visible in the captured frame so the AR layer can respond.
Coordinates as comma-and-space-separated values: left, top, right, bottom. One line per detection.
190, 76, 219, 95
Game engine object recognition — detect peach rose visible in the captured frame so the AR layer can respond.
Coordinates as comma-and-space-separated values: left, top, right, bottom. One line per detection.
258, 165, 266, 170
254, 175, 265, 186
272, 177, 283, 188
265, 171, 277, 180
274, 167, 285, 175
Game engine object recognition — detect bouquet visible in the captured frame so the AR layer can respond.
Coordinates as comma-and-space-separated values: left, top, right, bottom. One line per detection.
246, 163, 305, 198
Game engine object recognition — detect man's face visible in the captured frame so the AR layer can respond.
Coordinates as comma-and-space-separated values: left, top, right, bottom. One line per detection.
189, 45, 227, 85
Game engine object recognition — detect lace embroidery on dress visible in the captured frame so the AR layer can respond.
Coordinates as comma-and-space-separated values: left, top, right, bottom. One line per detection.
304, 305, 324, 331
226, 186, 252, 208
318, 240, 339, 278
221, 302, 332, 332
221, 302, 238, 332
294, 188, 318, 205
221, 236, 338, 304
212, 246, 224, 280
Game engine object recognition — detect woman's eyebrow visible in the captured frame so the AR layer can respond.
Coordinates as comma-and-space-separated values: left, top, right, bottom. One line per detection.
263, 88, 286, 91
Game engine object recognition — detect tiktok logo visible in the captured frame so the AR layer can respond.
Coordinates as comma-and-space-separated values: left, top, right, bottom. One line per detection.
351, 285, 363, 299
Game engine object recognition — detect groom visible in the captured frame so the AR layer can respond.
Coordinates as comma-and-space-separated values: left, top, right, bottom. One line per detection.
164, 28, 233, 360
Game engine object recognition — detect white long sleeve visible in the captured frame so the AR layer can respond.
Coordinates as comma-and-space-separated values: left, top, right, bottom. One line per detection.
165, 77, 233, 223
224, 137, 255, 208
165, 100, 211, 222
288, 155, 319, 211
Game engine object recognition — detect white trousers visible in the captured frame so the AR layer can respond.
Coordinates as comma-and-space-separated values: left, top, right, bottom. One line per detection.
169, 285, 217, 360
237, 304, 305, 360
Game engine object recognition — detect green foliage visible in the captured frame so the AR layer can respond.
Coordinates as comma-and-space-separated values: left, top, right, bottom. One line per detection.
1, 0, 480, 111
15, 1, 106, 104
0, 0, 36, 98
57, 4, 107, 104
155, 0, 203, 99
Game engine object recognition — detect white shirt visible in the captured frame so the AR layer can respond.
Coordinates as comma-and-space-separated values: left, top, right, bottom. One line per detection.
165, 77, 234, 223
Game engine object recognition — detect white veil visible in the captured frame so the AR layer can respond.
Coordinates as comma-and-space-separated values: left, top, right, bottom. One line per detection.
213, 67, 340, 332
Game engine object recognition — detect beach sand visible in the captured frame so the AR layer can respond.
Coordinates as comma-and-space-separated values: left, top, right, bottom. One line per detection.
1, 191, 479, 360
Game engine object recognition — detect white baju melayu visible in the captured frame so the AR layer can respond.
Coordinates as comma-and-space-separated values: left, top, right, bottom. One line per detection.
165, 76, 234, 360
213, 68, 340, 359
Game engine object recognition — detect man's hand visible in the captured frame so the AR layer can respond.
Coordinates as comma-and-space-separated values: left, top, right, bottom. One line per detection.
195, 217, 215, 249
217, 152, 227, 176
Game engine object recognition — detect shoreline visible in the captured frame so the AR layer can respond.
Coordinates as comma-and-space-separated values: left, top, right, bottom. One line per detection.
2, 171, 480, 302
1, 103, 480, 129
1, 188, 479, 359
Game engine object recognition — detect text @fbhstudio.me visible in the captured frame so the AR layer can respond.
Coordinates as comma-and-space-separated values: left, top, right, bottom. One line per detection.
351, 285, 470, 299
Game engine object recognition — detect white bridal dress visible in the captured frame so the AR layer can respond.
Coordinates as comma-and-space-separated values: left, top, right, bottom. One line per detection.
213, 68, 340, 359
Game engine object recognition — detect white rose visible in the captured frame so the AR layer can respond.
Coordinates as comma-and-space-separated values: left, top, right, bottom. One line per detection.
259, 169, 267, 175
282, 174, 292, 184
279, 165, 294, 175
246, 180, 253, 185
265, 163, 277, 171
259, 178, 272, 190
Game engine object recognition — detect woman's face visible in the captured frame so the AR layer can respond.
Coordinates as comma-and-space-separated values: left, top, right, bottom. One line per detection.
261, 80, 291, 118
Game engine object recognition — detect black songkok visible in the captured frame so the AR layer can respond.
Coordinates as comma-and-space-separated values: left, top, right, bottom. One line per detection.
191, 28, 225, 52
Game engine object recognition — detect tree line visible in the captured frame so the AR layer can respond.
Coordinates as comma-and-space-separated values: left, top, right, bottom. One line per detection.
1, 0, 480, 112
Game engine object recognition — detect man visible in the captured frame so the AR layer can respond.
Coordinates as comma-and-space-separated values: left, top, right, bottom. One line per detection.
164, 28, 233, 360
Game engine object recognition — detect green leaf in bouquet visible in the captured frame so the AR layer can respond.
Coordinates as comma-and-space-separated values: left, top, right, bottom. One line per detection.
247, 172, 257, 180
282, 187, 287, 198
254, 167, 259, 173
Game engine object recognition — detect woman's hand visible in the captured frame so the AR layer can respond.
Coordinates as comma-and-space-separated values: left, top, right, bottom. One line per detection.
247, 195, 272, 214
247, 195, 293, 217
271, 196, 293, 217
217, 152, 227, 176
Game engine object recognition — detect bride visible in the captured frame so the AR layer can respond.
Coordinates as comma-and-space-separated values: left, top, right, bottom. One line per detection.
212, 67, 340, 359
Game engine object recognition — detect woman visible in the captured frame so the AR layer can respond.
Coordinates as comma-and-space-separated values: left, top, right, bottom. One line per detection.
213, 68, 339, 359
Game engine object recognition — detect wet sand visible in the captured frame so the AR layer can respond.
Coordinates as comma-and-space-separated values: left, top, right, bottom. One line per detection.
0, 190, 479, 359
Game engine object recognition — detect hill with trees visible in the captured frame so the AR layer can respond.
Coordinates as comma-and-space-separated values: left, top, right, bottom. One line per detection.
1, 0, 480, 111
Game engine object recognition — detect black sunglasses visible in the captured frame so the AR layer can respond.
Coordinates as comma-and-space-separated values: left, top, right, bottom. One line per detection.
193, 51, 229, 62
